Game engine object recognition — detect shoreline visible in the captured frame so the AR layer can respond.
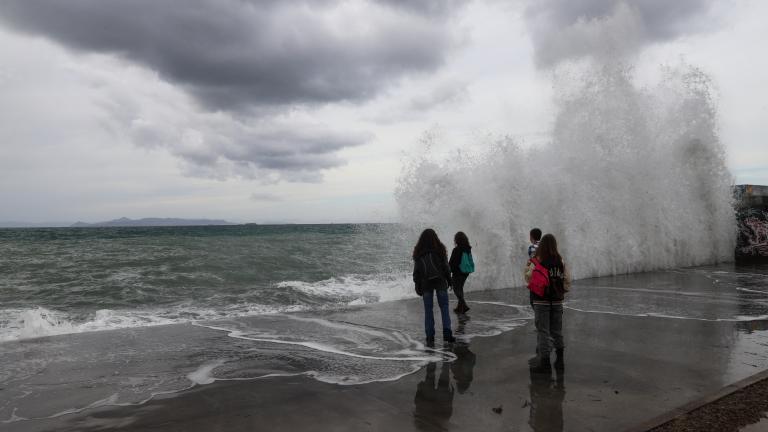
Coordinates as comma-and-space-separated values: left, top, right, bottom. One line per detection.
5, 261, 767, 346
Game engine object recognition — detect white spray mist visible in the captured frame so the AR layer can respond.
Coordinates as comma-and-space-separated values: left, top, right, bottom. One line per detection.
396, 62, 735, 291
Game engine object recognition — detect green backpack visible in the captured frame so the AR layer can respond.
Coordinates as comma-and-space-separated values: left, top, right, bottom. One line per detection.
459, 252, 475, 274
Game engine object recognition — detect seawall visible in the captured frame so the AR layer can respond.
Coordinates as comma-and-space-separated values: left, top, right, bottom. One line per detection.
735, 184, 768, 262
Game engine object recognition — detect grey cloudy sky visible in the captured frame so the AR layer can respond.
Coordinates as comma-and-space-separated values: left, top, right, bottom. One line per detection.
0, 0, 766, 223
525, 0, 717, 67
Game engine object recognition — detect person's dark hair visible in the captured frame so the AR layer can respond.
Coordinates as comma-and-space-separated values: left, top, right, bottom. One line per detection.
530, 228, 542, 242
454, 231, 470, 248
413, 228, 447, 260
534, 233, 561, 263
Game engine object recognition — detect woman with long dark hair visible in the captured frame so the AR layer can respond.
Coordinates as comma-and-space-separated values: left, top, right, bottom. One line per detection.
527, 234, 570, 373
448, 231, 473, 314
413, 229, 455, 344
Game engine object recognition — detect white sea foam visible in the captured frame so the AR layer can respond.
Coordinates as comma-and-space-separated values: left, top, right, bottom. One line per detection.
183, 314, 460, 386
0, 307, 179, 342
565, 306, 768, 322
194, 319, 452, 364
467, 301, 533, 311
277, 273, 414, 303
584, 285, 734, 298
14, 307, 76, 340
0, 274, 407, 342
187, 360, 226, 385
186, 360, 431, 388
2, 385, 199, 424
737, 287, 768, 295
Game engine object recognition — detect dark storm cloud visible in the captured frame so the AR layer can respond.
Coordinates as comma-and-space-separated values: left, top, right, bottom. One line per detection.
226, 126, 369, 171
0, 0, 457, 111
0, 0, 463, 181
525, 0, 716, 67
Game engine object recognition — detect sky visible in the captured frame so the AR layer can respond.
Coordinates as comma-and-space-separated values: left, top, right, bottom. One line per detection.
0, 0, 766, 224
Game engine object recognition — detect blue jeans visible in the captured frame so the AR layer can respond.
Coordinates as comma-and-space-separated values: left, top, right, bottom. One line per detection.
422, 288, 452, 339
533, 303, 564, 356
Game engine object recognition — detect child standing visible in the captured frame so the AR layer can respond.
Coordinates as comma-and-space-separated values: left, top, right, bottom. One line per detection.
528, 228, 542, 259
448, 232, 473, 314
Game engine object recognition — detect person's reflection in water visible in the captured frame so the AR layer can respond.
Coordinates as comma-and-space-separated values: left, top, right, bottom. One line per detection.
528, 369, 566, 432
413, 362, 454, 431
451, 318, 476, 395
451, 343, 476, 394
455, 314, 470, 337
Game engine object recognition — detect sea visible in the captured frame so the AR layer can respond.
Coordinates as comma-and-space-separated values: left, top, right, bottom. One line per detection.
2, 224, 768, 425
0, 224, 415, 342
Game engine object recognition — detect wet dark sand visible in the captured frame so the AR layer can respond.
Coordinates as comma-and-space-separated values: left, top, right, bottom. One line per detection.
4, 265, 768, 432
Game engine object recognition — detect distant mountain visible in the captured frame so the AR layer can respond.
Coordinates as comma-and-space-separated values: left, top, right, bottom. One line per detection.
70, 217, 236, 227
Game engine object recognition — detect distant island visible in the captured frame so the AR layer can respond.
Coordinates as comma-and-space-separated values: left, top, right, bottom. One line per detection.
71, 217, 236, 227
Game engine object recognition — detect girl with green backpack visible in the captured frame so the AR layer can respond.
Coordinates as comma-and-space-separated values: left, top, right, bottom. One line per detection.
448, 231, 474, 314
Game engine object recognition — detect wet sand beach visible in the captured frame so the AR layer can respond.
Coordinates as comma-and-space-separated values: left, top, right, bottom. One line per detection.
3, 264, 768, 432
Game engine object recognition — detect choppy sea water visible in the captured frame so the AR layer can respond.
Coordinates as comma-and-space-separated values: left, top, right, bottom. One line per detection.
0, 224, 413, 341
2, 225, 768, 425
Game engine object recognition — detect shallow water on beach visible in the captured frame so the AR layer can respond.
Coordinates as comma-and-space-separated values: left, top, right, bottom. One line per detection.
1, 262, 768, 425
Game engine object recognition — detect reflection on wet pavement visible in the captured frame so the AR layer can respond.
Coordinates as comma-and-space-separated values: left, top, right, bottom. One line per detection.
528, 369, 565, 432
413, 336, 478, 431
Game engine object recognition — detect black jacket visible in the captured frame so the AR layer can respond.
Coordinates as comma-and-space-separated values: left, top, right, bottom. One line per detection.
413, 250, 451, 291
530, 256, 566, 304
448, 245, 472, 277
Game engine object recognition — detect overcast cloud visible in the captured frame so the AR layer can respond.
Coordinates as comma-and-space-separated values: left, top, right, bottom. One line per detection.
525, 0, 717, 67
0, 0, 459, 110
0, 0, 463, 182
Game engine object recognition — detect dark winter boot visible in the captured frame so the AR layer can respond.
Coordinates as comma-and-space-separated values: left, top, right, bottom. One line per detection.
554, 348, 564, 371
460, 300, 470, 313
528, 356, 551, 374
443, 330, 456, 343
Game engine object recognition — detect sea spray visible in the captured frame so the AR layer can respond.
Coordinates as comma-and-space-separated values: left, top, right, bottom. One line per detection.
396, 62, 735, 289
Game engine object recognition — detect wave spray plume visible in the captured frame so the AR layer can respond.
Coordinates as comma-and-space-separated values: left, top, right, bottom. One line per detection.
396, 62, 735, 290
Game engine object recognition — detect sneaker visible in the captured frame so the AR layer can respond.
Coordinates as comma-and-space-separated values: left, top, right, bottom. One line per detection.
443, 334, 456, 343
